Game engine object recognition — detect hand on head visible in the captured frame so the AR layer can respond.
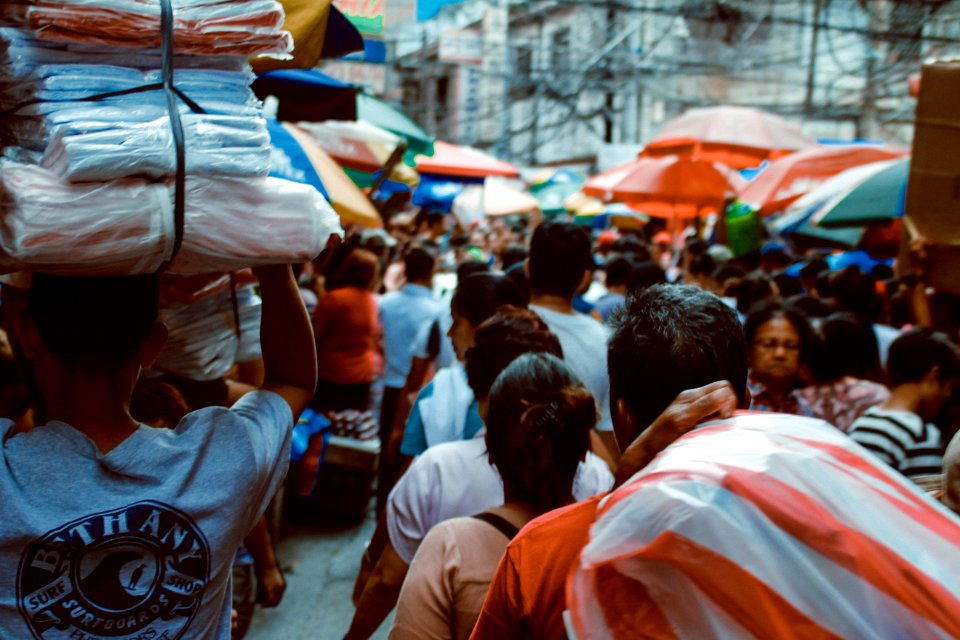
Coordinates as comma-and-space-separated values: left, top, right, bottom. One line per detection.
615, 380, 738, 487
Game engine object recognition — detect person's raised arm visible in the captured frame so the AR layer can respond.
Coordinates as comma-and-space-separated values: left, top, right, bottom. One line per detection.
614, 381, 737, 487
253, 265, 317, 420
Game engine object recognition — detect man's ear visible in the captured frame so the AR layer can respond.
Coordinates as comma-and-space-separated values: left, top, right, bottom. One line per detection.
139, 322, 168, 369
578, 270, 592, 295
14, 312, 42, 360
523, 259, 530, 278
612, 396, 636, 452
741, 385, 752, 410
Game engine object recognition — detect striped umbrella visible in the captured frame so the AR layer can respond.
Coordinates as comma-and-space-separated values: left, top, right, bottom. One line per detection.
569, 413, 960, 639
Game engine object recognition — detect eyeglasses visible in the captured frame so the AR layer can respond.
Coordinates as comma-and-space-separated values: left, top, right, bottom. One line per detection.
754, 339, 800, 351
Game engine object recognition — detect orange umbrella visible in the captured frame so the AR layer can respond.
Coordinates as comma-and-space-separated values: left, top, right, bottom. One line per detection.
582, 156, 744, 220
740, 145, 908, 216
415, 141, 518, 178
642, 106, 814, 169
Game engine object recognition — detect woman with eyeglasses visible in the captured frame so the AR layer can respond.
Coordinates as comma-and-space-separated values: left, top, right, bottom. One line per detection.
744, 300, 812, 414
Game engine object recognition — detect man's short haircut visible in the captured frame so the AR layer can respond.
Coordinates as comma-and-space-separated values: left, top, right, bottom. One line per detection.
500, 244, 528, 271
403, 245, 436, 283
608, 284, 748, 438
807, 312, 880, 382
451, 273, 526, 328
464, 307, 563, 400
886, 328, 960, 387
604, 256, 633, 288
528, 221, 592, 299
29, 273, 160, 369
332, 248, 379, 290
627, 260, 666, 294
831, 266, 880, 322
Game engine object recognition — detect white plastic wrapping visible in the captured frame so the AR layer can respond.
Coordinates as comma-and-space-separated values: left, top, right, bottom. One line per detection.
155, 281, 262, 381
0, 160, 343, 275
42, 114, 270, 181
0, 1, 293, 57
568, 413, 960, 640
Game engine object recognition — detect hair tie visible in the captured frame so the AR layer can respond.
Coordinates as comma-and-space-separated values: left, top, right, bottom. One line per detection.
534, 400, 561, 432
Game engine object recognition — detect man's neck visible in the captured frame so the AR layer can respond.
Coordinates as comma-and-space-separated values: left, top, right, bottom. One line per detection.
530, 293, 574, 315
607, 284, 628, 296
406, 280, 432, 290
40, 369, 140, 454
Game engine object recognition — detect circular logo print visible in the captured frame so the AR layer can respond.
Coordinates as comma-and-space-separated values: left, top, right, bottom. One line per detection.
18, 501, 210, 639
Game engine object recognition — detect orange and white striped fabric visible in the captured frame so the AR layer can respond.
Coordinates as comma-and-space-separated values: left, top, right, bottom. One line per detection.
567, 413, 960, 640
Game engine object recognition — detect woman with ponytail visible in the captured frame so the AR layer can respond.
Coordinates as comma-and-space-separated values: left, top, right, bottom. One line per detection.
389, 353, 595, 639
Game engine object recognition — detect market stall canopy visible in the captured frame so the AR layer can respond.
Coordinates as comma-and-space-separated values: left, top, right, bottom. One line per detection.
528, 168, 586, 215
295, 120, 419, 187
642, 106, 815, 169
583, 155, 744, 219
279, 123, 382, 228
768, 160, 898, 236
740, 144, 908, 216
451, 177, 539, 227
813, 158, 909, 228
253, 69, 358, 122
251, 1, 363, 73
357, 93, 435, 157
415, 141, 519, 179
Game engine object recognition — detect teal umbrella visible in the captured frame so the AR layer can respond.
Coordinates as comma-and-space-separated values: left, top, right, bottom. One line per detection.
356, 93, 435, 158
792, 221, 866, 249
531, 181, 583, 216
814, 158, 909, 228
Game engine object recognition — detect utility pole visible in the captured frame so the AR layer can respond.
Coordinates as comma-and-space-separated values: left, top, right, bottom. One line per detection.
603, 2, 616, 143
858, 0, 887, 139
804, 0, 821, 116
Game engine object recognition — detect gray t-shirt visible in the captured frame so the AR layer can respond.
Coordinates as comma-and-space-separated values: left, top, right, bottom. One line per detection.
0, 390, 292, 640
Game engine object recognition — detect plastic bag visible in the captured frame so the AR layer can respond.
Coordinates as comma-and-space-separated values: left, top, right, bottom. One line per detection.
0, 160, 342, 275
568, 413, 960, 640
154, 282, 261, 381
3, 0, 292, 57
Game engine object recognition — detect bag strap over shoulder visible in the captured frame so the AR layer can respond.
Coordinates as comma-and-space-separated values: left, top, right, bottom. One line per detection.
471, 512, 520, 541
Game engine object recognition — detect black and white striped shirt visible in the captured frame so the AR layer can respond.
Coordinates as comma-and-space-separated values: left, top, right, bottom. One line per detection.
849, 407, 943, 479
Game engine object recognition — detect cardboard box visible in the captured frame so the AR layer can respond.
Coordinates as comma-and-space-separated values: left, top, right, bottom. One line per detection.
904, 60, 960, 293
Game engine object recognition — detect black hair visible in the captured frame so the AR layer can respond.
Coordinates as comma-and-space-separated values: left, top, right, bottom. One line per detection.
744, 299, 814, 364
611, 237, 650, 263
464, 307, 563, 399
684, 239, 709, 260
528, 221, 592, 299
604, 256, 634, 288
689, 253, 716, 279
485, 353, 595, 511
500, 244, 528, 271
451, 273, 526, 328
886, 328, 960, 387
784, 294, 835, 319
29, 273, 160, 370
608, 284, 748, 440
713, 264, 745, 289
727, 272, 776, 315
456, 260, 489, 281
831, 266, 880, 322
799, 258, 829, 282
403, 245, 436, 283
503, 262, 531, 306
626, 260, 667, 294
330, 248, 380, 291
772, 272, 804, 299
806, 313, 881, 382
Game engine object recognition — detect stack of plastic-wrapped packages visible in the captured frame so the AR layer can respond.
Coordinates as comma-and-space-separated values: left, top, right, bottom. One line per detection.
0, 0, 342, 380
0, 0, 341, 276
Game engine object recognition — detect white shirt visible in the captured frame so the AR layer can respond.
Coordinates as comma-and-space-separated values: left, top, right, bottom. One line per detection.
386, 438, 613, 564
530, 304, 613, 431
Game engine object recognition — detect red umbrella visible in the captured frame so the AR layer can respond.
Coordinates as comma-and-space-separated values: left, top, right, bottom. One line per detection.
582, 156, 743, 220
415, 140, 518, 178
642, 106, 814, 169
740, 145, 908, 216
